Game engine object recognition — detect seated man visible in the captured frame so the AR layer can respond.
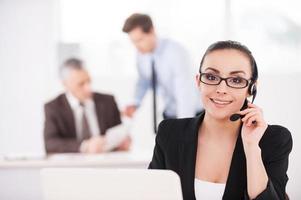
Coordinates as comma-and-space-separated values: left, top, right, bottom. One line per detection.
44, 58, 130, 153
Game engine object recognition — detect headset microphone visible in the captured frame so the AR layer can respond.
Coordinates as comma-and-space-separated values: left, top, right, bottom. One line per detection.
230, 113, 242, 122
230, 100, 248, 121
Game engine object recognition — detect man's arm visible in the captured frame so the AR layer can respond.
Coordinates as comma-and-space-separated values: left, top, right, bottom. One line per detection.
104, 95, 132, 151
106, 95, 122, 129
44, 104, 81, 153
124, 61, 151, 117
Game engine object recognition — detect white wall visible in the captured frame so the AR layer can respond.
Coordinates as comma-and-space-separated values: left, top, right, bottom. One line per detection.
0, 0, 59, 155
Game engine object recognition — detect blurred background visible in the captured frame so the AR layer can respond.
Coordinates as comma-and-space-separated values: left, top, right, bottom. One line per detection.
0, 0, 300, 198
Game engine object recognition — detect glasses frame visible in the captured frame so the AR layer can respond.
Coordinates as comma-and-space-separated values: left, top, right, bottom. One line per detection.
199, 72, 252, 89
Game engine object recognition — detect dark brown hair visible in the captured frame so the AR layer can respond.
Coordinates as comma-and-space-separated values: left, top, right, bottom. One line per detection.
199, 40, 258, 82
122, 13, 153, 33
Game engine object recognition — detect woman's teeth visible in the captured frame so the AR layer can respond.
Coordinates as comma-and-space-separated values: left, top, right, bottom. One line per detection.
210, 98, 232, 105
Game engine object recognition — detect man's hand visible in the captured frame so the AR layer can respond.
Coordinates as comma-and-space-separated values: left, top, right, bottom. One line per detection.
116, 136, 132, 151
80, 136, 105, 154
123, 105, 137, 118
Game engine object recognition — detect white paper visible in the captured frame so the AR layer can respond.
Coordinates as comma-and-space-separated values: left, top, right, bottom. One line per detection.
103, 117, 132, 152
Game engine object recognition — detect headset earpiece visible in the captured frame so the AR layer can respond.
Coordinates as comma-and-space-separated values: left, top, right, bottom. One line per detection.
248, 83, 257, 103
248, 84, 255, 95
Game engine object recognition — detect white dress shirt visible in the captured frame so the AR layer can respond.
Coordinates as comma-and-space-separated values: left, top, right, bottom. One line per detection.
194, 178, 226, 200
134, 38, 202, 118
66, 93, 101, 140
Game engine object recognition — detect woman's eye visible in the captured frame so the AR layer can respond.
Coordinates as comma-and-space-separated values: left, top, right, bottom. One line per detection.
231, 77, 243, 83
206, 74, 217, 81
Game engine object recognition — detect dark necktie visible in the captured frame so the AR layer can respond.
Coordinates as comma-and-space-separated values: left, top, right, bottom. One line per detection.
151, 59, 157, 134
80, 103, 91, 141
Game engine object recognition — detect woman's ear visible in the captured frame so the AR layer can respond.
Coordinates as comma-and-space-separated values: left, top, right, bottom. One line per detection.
195, 74, 201, 88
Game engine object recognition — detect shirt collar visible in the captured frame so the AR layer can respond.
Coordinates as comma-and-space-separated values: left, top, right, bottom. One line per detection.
137, 38, 165, 58
65, 92, 94, 109
66, 92, 80, 109
153, 38, 165, 56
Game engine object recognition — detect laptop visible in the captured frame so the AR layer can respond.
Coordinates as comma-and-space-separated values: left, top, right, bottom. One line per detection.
41, 168, 183, 200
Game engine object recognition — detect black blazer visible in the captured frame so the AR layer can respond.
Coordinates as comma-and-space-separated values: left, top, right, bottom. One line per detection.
44, 92, 121, 153
149, 111, 292, 200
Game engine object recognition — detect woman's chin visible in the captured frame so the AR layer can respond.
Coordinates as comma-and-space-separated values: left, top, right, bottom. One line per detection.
206, 109, 232, 121
204, 102, 239, 121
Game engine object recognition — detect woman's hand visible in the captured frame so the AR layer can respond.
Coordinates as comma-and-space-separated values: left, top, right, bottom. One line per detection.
237, 102, 268, 149
237, 103, 269, 198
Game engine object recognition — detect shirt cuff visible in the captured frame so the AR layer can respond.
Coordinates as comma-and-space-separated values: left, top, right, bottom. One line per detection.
79, 140, 88, 153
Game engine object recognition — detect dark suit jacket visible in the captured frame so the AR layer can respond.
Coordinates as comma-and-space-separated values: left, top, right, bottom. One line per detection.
149, 111, 292, 200
44, 92, 121, 153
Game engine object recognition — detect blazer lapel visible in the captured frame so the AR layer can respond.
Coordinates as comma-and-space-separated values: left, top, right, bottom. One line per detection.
222, 130, 247, 200
60, 94, 76, 137
93, 94, 105, 135
178, 112, 205, 200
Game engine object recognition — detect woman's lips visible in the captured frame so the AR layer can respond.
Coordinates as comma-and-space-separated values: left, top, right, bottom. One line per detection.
210, 98, 233, 106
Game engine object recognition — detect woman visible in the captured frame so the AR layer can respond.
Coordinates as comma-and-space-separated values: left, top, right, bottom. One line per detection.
149, 40, 292, 200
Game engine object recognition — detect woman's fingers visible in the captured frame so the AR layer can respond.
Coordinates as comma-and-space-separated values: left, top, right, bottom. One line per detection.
241, 111, 257, 123
236, 103, 262, 115
247, 102, 258, 108
245, 115, 258, 127
240, 109, 265, 127
237, 108, 257, 115
234, 103, 266, 127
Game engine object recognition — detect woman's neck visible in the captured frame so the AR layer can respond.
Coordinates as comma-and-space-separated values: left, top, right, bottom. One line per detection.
201, 113, 241, 140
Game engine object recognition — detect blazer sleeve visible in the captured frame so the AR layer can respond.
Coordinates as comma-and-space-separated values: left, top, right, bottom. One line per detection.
252, 126, 293, 200
148, 120, 169, 169
105, 96, 122, 130
44, 104, 81, 153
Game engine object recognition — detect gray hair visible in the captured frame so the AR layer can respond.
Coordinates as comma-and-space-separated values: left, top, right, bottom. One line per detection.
59, 58, 85, 80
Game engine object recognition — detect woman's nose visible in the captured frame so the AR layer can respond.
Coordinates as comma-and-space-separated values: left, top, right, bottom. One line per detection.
216, 79, 228, 94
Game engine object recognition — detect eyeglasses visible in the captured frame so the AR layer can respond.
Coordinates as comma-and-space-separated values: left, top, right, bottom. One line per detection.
199, 73, 251, 89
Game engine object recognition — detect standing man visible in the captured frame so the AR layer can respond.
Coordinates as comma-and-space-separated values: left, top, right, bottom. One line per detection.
44, 58, 131, 153
122, 13, 201, 133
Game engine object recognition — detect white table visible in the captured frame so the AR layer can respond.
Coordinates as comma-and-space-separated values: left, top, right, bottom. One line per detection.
0, 151, 153, 200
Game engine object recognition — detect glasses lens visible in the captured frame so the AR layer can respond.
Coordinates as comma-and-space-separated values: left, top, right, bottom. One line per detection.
227, 77, 248, 88
201, 73, 220, 85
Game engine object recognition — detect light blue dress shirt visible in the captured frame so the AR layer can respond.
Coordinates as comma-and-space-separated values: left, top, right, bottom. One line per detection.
133, 38, 201, 118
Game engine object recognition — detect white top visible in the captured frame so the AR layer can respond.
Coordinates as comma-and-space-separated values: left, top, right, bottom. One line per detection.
66, 92, 101, 139
194, 178, 226, 200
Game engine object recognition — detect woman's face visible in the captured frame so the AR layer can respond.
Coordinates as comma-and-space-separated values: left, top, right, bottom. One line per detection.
197, 49, 253, 120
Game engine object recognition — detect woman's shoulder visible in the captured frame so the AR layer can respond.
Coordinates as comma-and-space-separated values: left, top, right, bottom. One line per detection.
158, 117, 195, 129
262, 125, 292, 144
260, 124, 293, 159
156, 117, 196, 143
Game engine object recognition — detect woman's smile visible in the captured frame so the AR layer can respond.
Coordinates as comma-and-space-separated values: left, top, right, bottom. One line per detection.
209, 98, 233, 107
